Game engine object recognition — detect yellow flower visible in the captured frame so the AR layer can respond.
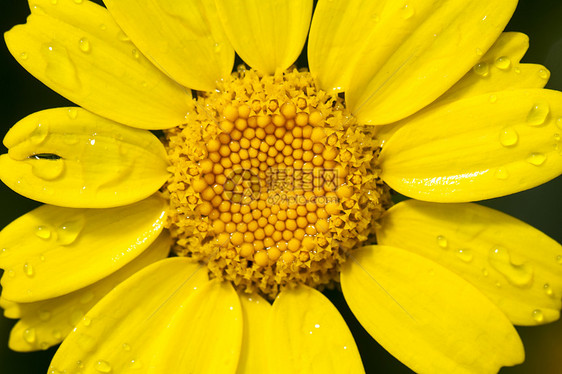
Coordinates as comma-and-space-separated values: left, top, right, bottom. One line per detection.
0, 0, 561, 373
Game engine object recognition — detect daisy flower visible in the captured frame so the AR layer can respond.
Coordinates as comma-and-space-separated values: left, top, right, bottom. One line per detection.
1, 0, 562, 373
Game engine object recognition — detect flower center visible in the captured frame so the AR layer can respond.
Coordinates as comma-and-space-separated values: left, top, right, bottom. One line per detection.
164, 67, 390, 298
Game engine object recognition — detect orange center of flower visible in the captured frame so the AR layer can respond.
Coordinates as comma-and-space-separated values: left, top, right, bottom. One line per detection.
164, 67, 390, 297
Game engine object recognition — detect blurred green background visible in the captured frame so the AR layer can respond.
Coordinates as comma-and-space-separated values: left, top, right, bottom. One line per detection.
0, 0, 561, 373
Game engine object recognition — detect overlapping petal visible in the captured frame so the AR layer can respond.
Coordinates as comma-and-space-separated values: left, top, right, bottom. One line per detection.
266, 285, 364, 374
103, 0, 234, 91
5, 0, 192, 129
323, 0, 517, 125
376, 200, 562, 325
0, 194, 167, 302
379, 89, 562, 202
0, 108, 169, 208
215, 0, 312, 74
49, 258, 242, 374
3, 232, 170, 352
341, 245, 524, 374
237, 293, 271, 374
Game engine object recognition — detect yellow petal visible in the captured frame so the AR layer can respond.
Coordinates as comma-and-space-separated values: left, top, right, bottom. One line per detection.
49, 258, 243, 374
237, 293, 271, 374
379, 89, 562, 202
0, 108, 169, 208
103, 0, 234, 91
215, 0, 312, 74
267, 285, 364, 374
341, 245, 524, 374
0, 194, 167, 302
440, 32, 550, 104
377, 200, 562, 325
5, 0, 192, 129
5, 231, 170, 352
343, 0, 517, 125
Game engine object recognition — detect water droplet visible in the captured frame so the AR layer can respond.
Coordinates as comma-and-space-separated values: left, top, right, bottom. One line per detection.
544, 283, 554, 297
488, 247, 534, 287
63, 133, 79, 145
538, 69, 549, 80
556, 118, 562, 130
556, 255, 562, 264
35, 225, 52, 240
0, 248, 6, 256
30, 123, 49, 144
57, 217, 85, 245
74, 0, 83, 3
70, 310, 84, 325
482, 268, 489, 277
401, 4, 414, 19
77, 361, 85, 369
554, 133, 560, 142
476, 48, 483, 56
473, 62, 490, 77
499, 127, 518, 147
7, 270, 15, 278
67, 107, 78, 119
129, 359, 142, 369
436, 235, 448, 249
45, 44, 81, 91
20, 52, 28, 60
51, 0, 58, 4
122, 343, 131, 351
40, 254, 46, 262
514, 67, 521, 74
494, 56, 511, 70
489, 94, 497, 103
31, 159, 65, 181
99, 23, 107, 31
52, 329, 62, 339
80, 291, 94, 304
39, 310, 51, 321
118, 31, 130, 42
23, 263, 35, 277
132, 49, 139, 59
40, 342, 50, 350
532, 309, 544, 323
95, 360, 112, 373
456, 248, 473, 262
526, 152, 546, 166
78, 38, 90, 53
23, 328, 36, 343
213, 43, 222, 53
526, 102, 550, 126
494, 168, 509, 180
83, 316, 92, 326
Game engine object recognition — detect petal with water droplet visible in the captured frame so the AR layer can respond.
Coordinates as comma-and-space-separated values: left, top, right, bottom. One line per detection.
377, 200, 562, 325
103, 0, 234, 91
266, 285, 364, 374
0, 108, 169, 208
341, 245, 524, 373
215, 0, 312, 74
379, 89, 562, 202
3, 232, 170, 352
5, 0, 191, 129
334, 0, 518, 124
50, 258, 243, 374
236, 294, 271, 374
439, 32, 550, 104
0, 194, 167, 302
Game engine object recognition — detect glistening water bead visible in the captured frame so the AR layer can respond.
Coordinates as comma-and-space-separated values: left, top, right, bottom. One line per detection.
164, 68, 390, 297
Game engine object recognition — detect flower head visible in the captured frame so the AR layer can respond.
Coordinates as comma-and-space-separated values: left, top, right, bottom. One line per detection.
0, 0, 561, 373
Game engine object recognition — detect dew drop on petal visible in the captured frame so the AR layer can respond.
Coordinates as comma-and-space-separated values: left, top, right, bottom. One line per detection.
118, 31, 130, 42
20, 52, 28, 60
526, 102, 550, 126
70, 310, 84, 325
30, 123, 49, 145
489, 94, 497, 103
23, 328, 36, 344
494, 56, 511, 70
473, 62, 489, 77
499, 127, 518, 147
40, 342, 50, 350
39, 310, 52, 321
476, 48, 483, 56
50, 0, 58, 4
213, 43, 222, 53
52, 329, 62, 339
482, 268, 489, 277
132, 49, 139, 59
526, 152, 546, 166
122, 343, 131, 351
57, 217, 85, 245
32, 159, 65, 181
95, 360, 112, 373
544, 283, 554, 297
456, 248, 473, 262
67, 107, 78, 119
74, 0, 83, 3
538, 69, 549, 80
129, 359, 142, 369
401, 4, 414, 19
436, 235, 448, 249
532, 309, 544, 323
80, 291, 94, 304
556, 255, 562, 265
83, 316, 92, 326
23, 263, 35, 277
556, 118, 562, 130
494, 168, 509, 180
78, 38, 91, 53
35, 225, 52, 240
488, 247, 534, 287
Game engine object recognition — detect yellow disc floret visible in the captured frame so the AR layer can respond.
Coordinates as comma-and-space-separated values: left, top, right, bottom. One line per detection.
164, 67, 390, 298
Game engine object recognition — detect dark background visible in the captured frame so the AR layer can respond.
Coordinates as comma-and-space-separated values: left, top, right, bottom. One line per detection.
1, 0, 561, 373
